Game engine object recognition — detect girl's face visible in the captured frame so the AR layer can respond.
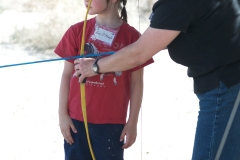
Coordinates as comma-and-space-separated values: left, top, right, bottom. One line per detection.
84, 0, 109, 15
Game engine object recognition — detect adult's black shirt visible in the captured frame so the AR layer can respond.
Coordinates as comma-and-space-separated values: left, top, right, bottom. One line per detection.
150, 0, 240, 94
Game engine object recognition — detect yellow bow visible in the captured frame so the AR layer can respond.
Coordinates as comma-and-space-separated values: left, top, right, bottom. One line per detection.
80, 0, 96, 159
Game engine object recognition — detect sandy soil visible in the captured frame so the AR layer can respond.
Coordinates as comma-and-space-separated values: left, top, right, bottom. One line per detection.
0, 44, 199, 160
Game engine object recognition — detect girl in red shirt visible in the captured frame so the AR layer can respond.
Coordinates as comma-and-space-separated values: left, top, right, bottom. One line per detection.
55, 0, 153, 159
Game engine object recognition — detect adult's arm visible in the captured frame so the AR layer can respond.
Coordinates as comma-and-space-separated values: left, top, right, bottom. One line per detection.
74, 27, 180, 82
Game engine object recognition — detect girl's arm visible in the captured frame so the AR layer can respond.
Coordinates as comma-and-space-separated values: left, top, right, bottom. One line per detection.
59, 61, 77, 145
120, 68, 144, 149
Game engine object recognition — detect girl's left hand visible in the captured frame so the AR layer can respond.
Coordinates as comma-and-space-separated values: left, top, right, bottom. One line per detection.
120, 122, 137, 149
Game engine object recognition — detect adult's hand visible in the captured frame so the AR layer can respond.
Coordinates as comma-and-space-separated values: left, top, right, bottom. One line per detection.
74, 58, 97, 83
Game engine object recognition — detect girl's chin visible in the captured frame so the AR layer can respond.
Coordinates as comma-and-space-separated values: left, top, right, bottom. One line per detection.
87, 11, 96, 15
88, 13, 95, 15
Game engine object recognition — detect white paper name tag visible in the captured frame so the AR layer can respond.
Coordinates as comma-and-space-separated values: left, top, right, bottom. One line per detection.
91, 23, 119, 46
94, 28, 115, 45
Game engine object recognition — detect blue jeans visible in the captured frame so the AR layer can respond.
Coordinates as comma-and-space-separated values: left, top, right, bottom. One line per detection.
192, 81, 240, 160
64, 119, 124, 160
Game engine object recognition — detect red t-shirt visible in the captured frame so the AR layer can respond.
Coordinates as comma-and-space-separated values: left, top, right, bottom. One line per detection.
55, 17, 153, 124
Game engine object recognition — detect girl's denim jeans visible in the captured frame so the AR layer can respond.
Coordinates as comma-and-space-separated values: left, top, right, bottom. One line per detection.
192, 81, 240, 160
64, 119, 124, 160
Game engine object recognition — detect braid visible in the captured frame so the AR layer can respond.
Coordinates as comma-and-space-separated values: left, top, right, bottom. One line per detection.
120, 0, 128, 23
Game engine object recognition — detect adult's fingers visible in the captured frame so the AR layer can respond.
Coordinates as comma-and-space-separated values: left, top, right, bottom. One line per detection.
73, 59, 86, 78
73, 58, 80, 65
73, 59, 83, 74
78, 75, 87, 83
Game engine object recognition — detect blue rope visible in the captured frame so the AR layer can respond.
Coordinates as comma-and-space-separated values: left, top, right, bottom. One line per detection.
0, 52, 114, 68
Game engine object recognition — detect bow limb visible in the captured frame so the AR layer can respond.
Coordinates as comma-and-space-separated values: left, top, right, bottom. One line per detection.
80, 0, 96, 160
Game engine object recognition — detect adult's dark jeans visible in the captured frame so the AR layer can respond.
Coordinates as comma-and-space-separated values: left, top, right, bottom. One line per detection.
192, 81, 240, 160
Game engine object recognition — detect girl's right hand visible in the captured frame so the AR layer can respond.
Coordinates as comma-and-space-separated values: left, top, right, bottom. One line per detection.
59, 114, 77, 145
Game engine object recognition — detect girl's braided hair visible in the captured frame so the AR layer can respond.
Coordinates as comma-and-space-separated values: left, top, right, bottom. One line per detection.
106, 0, 128, 23
120, 0, 128, 23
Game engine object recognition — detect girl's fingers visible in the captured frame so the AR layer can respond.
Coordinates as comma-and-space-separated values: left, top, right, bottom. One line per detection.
120, 131, 125, 142
70, 123, 78, 133
65, 130, 74, 144
122, 135, 136, 149
61, 128, 74, 144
